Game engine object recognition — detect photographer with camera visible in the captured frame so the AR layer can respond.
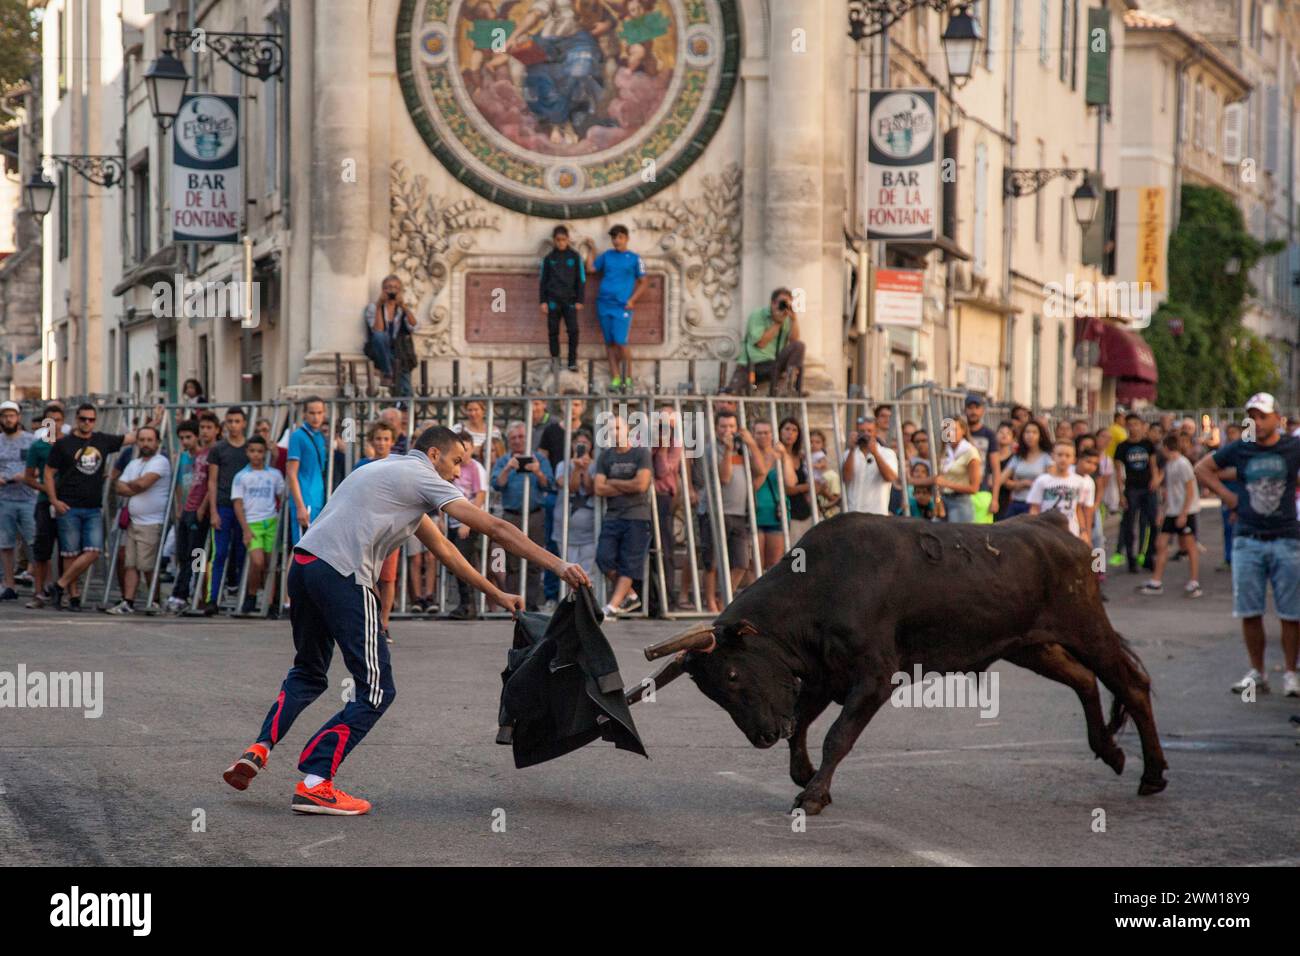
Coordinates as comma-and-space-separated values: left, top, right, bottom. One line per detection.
841, 415, 898, 516
730, 288, 807, 396
553, 428, 598, 577
491, 421, 554, 610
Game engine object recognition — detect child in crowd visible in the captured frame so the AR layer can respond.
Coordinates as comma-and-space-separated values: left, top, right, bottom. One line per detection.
232, 435, 285, 616
1027, 440, 1094, 545
1139, 433, 1202, 599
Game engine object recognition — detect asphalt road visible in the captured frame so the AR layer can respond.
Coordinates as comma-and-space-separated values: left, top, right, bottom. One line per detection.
2, 513, 1297, 867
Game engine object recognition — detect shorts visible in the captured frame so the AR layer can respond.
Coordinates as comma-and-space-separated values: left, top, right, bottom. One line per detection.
1159, 513, 1198, 537
247, 516, 279, 552
379, 548, 400, 584
404, 535, 426, 558
56, 506, 105, 556
1231, 535, 1300, 620
0, 497, 36, 550
596, 516, 651, 581
33, 502, 56, 561
124, 522, 163, 571
597, 304, 632, 346
700, 512, 752, 572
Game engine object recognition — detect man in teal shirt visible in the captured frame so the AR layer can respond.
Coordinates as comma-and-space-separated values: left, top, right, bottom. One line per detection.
730, 287, 806, 395
287, 397, 329, 546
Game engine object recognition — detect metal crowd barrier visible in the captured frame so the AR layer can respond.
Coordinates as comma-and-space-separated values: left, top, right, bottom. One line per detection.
17, 386, 1263, 623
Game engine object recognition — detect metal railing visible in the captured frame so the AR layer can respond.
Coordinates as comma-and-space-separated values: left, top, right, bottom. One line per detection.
13, 386, 1258, 621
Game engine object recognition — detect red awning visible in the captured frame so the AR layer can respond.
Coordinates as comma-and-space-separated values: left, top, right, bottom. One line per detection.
1116, 379, 1157, 403
1077, 317, 1158, 383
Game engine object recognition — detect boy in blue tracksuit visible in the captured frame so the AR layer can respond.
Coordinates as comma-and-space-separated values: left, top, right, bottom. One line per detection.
586, 224, 647, 392
539, 225, 586, 371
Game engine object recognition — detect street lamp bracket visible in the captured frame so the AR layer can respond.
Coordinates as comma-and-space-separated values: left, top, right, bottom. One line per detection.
165, 29, 285, 81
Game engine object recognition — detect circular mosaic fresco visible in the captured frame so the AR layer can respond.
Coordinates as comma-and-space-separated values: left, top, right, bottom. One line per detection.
396, 0, 739, 218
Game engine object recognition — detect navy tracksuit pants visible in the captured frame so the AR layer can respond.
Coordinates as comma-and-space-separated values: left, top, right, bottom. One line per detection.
256, 553, 396, 779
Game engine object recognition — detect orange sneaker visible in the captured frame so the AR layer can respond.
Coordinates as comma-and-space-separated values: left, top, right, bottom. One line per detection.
223, 743, 270, 791
291, 779, 371, 816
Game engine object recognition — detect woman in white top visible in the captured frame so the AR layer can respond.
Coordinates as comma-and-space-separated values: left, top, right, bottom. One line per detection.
455, 399, 502, 462
934, 417, 982, 523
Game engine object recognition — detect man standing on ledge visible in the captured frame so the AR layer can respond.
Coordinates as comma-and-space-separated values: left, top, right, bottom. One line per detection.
222, 426, 592, 816
586, 224, 647, 392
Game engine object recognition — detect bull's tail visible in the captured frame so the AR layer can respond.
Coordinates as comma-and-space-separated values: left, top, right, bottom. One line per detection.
1105, 633, 1151, 737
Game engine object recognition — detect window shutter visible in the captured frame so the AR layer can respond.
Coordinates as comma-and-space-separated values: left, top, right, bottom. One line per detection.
1222, 101, 1243, 163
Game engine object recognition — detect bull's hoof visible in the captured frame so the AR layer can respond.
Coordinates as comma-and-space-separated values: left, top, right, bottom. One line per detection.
792, 789, 832, 816
1137, 775, 1167, 796
1099, 745, 1125, 776
790, 758, 815, 788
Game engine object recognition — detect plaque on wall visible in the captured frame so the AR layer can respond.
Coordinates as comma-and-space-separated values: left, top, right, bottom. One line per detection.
463, 271, 665, 345
396, 0, 739, 219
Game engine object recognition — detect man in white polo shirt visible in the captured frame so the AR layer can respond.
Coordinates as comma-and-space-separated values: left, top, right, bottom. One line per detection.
222, 425, 591, 816
841, 415, 899, 515
107, 425, 171, 615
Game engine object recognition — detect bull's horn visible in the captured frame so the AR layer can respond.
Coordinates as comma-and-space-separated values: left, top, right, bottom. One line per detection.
643, 623, 717, 661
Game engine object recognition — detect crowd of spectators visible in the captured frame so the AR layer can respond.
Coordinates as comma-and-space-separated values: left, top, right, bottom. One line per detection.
0, 392, 1266, 627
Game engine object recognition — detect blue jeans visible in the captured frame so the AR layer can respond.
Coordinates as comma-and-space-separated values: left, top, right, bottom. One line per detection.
1231, 535, 1300, 620
1005, 500, 1032, 518
368, 330, 394, 378
56, 506, 104, 556
211, 504, 246, 602
942, 493, 974, 523
0, 497, 36, 550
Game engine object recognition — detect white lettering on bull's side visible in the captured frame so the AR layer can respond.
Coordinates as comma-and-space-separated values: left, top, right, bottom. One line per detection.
889, 664, 999, 718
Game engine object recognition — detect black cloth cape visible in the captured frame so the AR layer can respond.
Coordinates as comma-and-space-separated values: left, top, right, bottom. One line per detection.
496, 585, 647, 768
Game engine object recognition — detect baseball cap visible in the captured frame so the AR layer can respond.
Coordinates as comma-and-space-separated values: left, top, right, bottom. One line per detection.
0, 401, 19, 413
1245, 392, 1278, 414
964, 393, 985, 407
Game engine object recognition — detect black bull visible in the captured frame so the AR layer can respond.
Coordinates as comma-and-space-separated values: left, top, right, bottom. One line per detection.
642, 512, 1169, 815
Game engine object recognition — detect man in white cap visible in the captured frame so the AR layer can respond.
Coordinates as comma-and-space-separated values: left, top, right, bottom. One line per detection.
1195, 392, 1300, 697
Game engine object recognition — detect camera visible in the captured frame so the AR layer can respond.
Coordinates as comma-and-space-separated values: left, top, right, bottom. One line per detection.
574, 443, 589, 458
515, 455, 534, 468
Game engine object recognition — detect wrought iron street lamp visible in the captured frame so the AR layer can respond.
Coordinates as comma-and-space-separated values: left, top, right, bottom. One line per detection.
940, 5, 981, 86
164, 28, 285, 81
1070, 180, 1100, 230
23, 172, 55, 218
144, 49, 190, 130
1004, 168, 1099, 229
42, 155, 127, 189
